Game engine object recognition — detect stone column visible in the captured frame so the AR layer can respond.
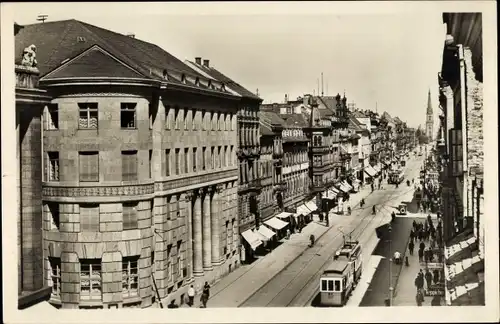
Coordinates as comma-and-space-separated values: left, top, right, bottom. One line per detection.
193, 191, 203, 276
211, 185, 223, 265
185, 191, 194, 279
202, 187, 213, 271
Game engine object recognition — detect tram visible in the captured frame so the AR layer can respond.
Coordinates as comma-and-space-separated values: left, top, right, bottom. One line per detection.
388, 170, 404, 184
319, 241, 363, 307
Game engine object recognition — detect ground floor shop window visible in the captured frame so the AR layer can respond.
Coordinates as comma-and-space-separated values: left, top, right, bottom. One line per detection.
80, 259, 102, 301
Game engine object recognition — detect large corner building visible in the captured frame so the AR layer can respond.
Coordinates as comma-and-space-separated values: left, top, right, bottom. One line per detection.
15, 19, 260, 309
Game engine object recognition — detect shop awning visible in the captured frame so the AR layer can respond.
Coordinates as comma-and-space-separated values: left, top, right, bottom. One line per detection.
241, 229, 263, 251
338, 184, 350, 193
323, 190, 337, 199
446, 282, 483, 306
444, 255, 484, 282
445, 236, 477, 260
373, 164, 381, 174
364, 166, 377, 178
295, 204, 310, 216
264, 217, 289, 230
257, 226, 276, 241
331, 187, 340, 194
306, 201, 318, 212
342, 181, 353, 191
276, 212, 293, 220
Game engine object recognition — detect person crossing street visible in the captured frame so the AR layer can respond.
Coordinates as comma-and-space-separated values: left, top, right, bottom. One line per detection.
408, 240, 415, 256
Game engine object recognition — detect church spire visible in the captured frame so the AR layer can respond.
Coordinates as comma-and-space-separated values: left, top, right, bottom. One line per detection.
427, 89, 433, 114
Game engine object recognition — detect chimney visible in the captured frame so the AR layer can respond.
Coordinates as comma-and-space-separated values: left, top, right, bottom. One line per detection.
126, 33, 135, 38
203, 59, 209, 67
285, 94, 288, 103
195, 57, 202, 65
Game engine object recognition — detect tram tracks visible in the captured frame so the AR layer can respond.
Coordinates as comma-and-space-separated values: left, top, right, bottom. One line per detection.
239, 189, 389, 307
241, 178, 417, 307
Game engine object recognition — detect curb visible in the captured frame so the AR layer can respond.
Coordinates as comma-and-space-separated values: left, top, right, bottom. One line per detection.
237, 188, 374, 307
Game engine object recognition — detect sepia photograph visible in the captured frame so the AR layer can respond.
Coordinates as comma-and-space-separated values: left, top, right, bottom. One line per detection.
1, 1, 498, 323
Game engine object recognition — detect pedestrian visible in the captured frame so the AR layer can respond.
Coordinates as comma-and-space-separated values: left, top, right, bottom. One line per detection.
425, 269, 433, 289
433, 269, 440, 284
200, 292, 208, 308
408, 240, 414, 255
418, 248, 424, 262
416, 291, 424, 306
203, 281, 211, 299
419, 241, 425, 251
412, 220, 417, 231
431, 295, 441, 306
286, 228, 291, 240
414, 275, 420, 292
187, 285, 195, 306
167, 299, 179, 309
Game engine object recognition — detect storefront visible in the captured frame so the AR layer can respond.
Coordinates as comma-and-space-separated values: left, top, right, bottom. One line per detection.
364, 165, 377, 182
241, 229, 263, 263
263, 217, 289, 239
255, 225, 278, 252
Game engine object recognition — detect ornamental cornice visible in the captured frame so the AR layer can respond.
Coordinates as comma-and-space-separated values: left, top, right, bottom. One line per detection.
42, 183, 154, 197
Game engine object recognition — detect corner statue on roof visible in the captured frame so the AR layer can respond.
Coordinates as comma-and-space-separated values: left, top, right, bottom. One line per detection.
21, 44, 37, 67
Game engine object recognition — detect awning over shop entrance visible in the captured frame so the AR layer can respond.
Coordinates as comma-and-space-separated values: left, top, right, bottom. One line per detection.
341, 181, 353, 191
338, 183, 350, 193
305, 200, 318, 212
241, 229, 263, 251
276, 212, 293, 220
296, 204, 310, 216
364, 166, 377, 177
323, 190, 337, 199
264, 217, 289, 231
256, 226, 276, 241
373, 164, 381, 174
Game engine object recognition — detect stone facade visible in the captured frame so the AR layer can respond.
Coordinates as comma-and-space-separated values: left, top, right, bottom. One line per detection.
41, 86, 240, 308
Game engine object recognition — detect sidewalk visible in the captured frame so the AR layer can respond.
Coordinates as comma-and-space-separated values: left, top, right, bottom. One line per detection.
189, 185, 374, 308
392, 238, 437, 306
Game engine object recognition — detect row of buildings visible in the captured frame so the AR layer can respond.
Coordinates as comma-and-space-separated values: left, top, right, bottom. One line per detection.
15, 19, 415, 309
435, 13, 485, 305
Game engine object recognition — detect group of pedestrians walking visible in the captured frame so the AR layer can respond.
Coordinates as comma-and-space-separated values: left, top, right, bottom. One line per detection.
167, 282, 211, 309
408, 216, 443, 263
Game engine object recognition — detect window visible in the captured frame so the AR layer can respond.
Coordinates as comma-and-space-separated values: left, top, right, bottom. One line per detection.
201, 111, 206, 130
184, 108, 190, 130
45, 104, 59, 130
47, 202, 60, 230
184, 148, 189, 174
192, 148, 197, 172
149, 103, 153, 129
149, 150, 153, 178
202, 147, 207, 170
165, 149, 170, 176
79, 152, 99, 182
80, 204, 100, 232
123, 202, 138, 230
174, 107, 180, 130
78, 103, 98, 129
223, 146, 227, 167
122, 257, 139, 298
167, 244, 173, 282
211, 147, 215, 169
221, 113, 225, 130
218, 146, 222, 168
230, 146, 234, 166
225, 221, 230, 255
49, 257, 61, 298
166, 196, 171, 220
80, 259, 102, 301
122, 151, 138, 181
177, 240, 184, 279
47, 152, 59, 181
121, 103, 137, 129
175, 148, 180, 175
165, 106, 171, 130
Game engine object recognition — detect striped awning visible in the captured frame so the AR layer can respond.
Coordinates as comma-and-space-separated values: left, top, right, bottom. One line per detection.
323, 190, 337, 199
241, 229, 263, 251
342, 181, 353, 191
338, 183, 350, 193
295, 204, 310, 216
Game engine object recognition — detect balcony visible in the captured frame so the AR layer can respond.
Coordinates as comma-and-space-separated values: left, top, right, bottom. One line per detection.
311, 145, 329, 153
248, 179, 262, 190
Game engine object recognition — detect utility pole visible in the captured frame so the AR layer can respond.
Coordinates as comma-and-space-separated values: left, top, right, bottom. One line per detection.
321, 72, 324, 97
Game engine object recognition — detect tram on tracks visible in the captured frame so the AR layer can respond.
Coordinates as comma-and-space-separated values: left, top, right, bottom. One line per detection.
319, 240, 363, 307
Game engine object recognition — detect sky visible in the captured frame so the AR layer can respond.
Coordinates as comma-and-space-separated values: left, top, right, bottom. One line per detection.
6, 2, 447, 129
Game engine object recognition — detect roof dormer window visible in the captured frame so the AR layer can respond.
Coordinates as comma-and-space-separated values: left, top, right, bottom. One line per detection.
220, 83, 226, 91
181, 74, 186, 84
195, 77, 200, 86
